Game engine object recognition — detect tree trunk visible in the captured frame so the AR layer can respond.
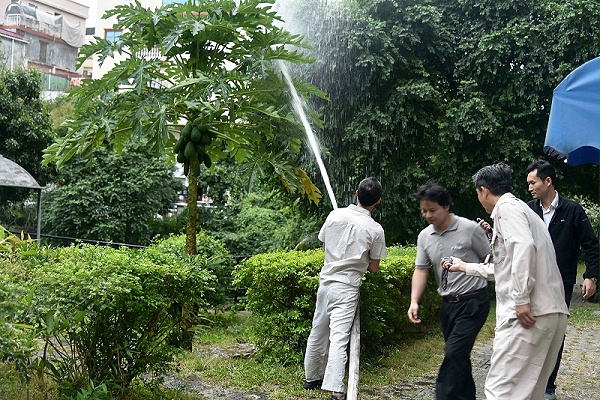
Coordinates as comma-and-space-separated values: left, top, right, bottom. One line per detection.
185, 154, 198, 255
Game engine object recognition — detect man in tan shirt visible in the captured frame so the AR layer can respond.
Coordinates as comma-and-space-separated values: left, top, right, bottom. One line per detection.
446, 163, 569, 400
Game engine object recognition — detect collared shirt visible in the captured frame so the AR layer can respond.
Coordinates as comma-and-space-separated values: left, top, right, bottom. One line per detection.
318, 204, 387, 287
541, 190, 559, 228
415, 214, 489, 296
464, 193, 569, 325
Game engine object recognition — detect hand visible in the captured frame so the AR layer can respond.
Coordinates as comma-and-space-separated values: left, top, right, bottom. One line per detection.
582, 278, 598, 300
444, 256, 466, 273
408, 303, 421, 324
477, 218, 492, 238
515, 304, 536, 328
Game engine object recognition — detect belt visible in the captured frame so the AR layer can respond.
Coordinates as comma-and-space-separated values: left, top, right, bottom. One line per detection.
443, 288, 488, 303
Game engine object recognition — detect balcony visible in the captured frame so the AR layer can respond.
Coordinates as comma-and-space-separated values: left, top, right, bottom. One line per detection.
5, 14, 61, 38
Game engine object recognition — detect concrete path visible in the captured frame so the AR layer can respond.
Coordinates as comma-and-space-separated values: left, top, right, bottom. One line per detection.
408, 288, 599, 400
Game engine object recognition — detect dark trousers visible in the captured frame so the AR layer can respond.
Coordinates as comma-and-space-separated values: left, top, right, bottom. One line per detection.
436, 290, 490, 400
546, 283, 574, 393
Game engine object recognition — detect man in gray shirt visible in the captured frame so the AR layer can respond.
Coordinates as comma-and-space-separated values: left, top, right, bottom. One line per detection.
408, 180, 490, 400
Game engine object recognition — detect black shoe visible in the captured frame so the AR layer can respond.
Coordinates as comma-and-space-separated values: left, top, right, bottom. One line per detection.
331, 394, 346, 400
303, 379, 322, 390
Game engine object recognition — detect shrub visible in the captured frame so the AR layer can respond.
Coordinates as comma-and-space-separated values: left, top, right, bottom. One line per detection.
144, 233, 235, 309
9, 233, 231, 397
0, 273, 36, 383
0, 225, 37, 383
233, 246, 440, 364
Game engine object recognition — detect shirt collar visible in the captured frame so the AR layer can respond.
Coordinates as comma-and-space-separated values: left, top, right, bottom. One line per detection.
540, 190, 559, 211
491, 193, 514, 219
348, 203, 371, 216
429, 214, 456, 235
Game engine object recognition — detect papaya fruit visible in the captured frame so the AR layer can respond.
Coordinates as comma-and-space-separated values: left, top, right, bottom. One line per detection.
200, 132, 212, 146
181, 123, 192, 140
203, 153, 212, 168
184, 141, 196, 160
190, 127, 202, 143
174, 136, 185, 153
176, 151, 186, 163
183, 162, 189, 176
194, 142, 205, 154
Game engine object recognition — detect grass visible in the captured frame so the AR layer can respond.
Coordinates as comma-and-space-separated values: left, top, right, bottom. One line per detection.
0, 301, 503, 400
1, 267, 597, 399
170, 306, 498, 400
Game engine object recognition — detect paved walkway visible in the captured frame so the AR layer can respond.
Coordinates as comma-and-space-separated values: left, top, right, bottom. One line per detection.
407, 289, 599, 400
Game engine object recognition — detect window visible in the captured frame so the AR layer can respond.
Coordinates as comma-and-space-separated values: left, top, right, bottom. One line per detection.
162, 0, 186, 4
39, 41, 48, 63
105, 29, 122, 43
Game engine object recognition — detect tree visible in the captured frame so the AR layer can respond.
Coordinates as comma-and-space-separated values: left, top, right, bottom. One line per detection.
42, 145, 181, 245
282, 0, 598, 243
282, 0, 456, 243
0, 68, 57, 204
196, 162, 323, 256
43, 0, 326, 254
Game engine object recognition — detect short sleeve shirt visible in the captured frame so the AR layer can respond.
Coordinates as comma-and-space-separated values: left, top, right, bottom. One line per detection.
318, 204, 387, 287
416, 214, 489, 296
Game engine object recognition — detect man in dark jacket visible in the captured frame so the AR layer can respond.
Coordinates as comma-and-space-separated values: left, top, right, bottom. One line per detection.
526, 160, 599, 400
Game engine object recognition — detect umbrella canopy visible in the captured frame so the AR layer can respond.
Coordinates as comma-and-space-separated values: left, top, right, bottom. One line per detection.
544, 57, 599, 166
0, 155, 43, 189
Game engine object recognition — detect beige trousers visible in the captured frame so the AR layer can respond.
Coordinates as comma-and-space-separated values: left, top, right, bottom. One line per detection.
485, 313, 568, 400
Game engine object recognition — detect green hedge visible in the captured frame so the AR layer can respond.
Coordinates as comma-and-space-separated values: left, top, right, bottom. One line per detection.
233, 246, 440, 364
1, 233, 233, 397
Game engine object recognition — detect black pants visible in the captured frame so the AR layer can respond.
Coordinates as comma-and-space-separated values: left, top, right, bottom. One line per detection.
546, 283, 574, 393
436, 290, 490, 400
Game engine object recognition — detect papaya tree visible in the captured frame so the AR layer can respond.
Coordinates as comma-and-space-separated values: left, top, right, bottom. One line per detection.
42, 0, 326, 254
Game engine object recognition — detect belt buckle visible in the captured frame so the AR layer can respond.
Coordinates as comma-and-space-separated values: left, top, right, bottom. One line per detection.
447, 294, 460, 303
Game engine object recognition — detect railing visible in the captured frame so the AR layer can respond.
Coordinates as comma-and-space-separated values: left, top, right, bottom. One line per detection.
5, 14, 61, 37
41, 73, 71, 91
136, 46, 163, 59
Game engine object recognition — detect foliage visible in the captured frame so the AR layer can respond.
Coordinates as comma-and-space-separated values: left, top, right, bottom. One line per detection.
0, 225, 35, 259
42, 0, 328, 254
0, 68, 57, 204
147, 159, 324, 258
0, 226, 38, 383
42, 145, 181, 246
233, 246, 439, 363
0, 68, 58, 235
198, 188, 322, 256
282, 0, 599, 244
144, 233, 235, 309
44, 94, 74, 129
7, 235, 229, 397
0, 272, 36, 384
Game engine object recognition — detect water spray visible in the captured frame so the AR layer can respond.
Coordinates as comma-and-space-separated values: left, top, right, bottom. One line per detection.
276, 60, 338, 210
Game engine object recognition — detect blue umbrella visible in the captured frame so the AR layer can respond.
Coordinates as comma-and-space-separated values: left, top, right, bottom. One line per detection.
544, 57, 599, 166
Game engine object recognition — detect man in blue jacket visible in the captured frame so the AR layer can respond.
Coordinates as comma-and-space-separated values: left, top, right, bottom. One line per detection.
525, 160, 599, 400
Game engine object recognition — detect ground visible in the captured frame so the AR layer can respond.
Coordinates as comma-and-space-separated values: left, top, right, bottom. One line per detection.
162, 288, 599, 400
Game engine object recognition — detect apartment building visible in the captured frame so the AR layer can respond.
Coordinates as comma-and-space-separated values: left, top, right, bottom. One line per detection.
82, 0, 185, 79
0, 0, 88, 97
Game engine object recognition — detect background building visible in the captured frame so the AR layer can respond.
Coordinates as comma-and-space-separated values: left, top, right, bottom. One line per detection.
81, 0, 185, 79
0, 0, 88, 98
